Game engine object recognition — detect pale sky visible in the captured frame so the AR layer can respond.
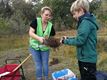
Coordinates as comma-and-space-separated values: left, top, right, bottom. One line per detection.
88, 0, 93, 2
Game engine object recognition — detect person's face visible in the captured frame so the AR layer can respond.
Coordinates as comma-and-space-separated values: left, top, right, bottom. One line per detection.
41, 10, 52, 23
72, 11, 80, 21
72, 9, 84, 21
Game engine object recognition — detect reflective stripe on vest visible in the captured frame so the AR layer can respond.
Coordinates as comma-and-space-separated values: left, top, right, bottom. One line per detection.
29, 17, 52, 51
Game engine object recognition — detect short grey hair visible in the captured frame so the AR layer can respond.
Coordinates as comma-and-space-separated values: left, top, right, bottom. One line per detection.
70, 0, 89, 13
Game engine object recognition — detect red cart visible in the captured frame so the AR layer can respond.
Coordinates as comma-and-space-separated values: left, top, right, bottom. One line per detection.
0, 54, 31, 80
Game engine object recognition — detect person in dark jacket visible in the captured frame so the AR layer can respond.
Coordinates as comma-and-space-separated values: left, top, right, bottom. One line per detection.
60, 0, 99, 80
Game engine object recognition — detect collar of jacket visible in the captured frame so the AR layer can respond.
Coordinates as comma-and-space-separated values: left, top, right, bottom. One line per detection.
77, 12, 91, 28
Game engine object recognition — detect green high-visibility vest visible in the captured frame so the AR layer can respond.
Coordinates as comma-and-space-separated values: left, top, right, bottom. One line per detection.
29, 17, 52, 51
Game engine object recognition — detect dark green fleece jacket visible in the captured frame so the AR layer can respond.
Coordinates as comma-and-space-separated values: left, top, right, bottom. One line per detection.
64, 12, 99, 63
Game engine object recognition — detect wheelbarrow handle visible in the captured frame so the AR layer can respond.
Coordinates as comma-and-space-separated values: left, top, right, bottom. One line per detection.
12, 54, 32, 72
5, 58, 21, 64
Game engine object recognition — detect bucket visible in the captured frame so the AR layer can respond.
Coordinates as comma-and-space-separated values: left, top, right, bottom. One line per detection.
52, 68, 77, 80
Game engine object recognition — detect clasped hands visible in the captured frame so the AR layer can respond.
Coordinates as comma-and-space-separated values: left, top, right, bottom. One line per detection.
38, 36, 69, 46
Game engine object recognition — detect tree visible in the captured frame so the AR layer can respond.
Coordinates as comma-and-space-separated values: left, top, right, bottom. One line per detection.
0, 0, 38, 35
41, 0, 75, 30
0, 0, 13, 18
41, 0, 101, 30
12, 0, 36, 21
8, 10, 28, 35
90, 0, 101, 14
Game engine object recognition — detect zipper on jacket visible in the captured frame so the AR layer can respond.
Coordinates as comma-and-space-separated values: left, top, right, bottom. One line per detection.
81, 47, 84, 57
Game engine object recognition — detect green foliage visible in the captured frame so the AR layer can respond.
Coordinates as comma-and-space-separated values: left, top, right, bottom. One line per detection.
42, 0, 75, 29
0, 0, 37, 35
41, 0, 101, 29
0, 0, 13, 18
98, 14, 107, 21
0, 0, 104, 35
8, 10, 28, 35
0, 18, 10, 34
12, 0, 36, 21
102, 15, 107, 20
90, 0, 101, 14
0, 18, 8, 29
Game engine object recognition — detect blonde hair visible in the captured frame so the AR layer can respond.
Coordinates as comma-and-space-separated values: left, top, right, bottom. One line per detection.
70, 0, 89, 13
41, 6, 52, 15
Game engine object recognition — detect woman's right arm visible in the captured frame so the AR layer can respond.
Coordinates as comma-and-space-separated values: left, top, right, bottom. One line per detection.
29, 27, 44, 44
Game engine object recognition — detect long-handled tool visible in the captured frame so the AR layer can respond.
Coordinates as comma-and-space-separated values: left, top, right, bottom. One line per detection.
12, 54, 32, 72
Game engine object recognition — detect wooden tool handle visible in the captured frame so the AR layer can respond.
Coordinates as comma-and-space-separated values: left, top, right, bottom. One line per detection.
12, 54, 32, 72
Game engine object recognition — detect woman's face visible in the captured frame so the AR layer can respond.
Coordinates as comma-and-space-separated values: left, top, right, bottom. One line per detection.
41, 10, 52, 23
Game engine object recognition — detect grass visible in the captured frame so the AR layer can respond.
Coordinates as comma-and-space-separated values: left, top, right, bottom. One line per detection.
0, 29, 107, 79
0, 35, 29, 51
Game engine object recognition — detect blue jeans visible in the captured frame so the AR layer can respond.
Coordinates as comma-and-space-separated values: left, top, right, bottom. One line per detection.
29, 48, 50, 80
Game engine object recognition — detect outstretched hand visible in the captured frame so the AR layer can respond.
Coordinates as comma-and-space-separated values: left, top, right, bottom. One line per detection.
60, 36, 68, 44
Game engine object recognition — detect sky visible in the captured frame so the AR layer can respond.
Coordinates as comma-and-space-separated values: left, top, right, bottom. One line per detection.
88, 0, 93, 2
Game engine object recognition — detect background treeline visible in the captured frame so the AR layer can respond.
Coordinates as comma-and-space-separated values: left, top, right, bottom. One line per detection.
0, 0, 106, 35
0, 1, 107, 79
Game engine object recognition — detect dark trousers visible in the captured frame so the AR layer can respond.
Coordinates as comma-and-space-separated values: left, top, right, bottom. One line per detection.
78, 61, 96, 80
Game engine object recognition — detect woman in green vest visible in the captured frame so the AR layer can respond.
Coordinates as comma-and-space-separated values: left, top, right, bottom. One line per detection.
29, 6, 55, 80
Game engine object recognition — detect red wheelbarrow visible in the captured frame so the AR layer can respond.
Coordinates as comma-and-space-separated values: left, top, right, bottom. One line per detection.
0, 54, 31, 80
